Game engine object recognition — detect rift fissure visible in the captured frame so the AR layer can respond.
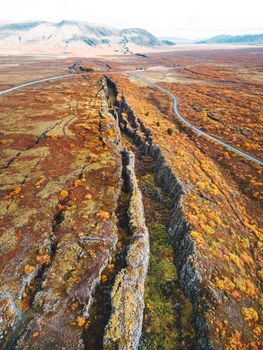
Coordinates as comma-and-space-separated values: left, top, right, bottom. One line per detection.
104, 76, 213, 349
82, 151, 131, 350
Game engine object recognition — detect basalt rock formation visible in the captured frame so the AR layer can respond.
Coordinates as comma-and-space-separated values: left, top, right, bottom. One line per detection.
0, 74, 149, 350
103, 76, 213, 349
103, 150, 149, 349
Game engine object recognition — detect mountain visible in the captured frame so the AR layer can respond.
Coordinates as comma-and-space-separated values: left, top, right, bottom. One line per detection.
159, 36, 194, 44
161, 39, 176, 46
0, 20, 166, 55
197, 34, 263, 44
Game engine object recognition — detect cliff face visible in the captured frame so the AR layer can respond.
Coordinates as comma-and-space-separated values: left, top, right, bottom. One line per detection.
104, 78, 212, 349
103, 150, 149, 349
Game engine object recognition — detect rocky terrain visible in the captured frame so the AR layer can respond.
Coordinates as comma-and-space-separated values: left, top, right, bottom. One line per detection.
0, 49, 262, 349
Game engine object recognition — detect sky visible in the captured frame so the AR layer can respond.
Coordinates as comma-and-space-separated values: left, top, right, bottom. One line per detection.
1, 0, 263, 39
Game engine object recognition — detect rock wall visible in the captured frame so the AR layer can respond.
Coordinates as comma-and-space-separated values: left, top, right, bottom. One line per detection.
103, 76, 213, 349
103, 150, 149, 350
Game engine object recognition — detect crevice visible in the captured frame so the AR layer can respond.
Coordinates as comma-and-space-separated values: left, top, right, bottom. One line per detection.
1, 171, 82, 350
82, 151, 131, 350
103, 76, 213, 349
2, 235, 57, 350
62, 115, 76, 136
124, 141, 196, 349
4, 157, 44, 219
0, 119, 64, 171
102, 149, 149, 350
83, 79, 150, 350
98, 112, 107, 147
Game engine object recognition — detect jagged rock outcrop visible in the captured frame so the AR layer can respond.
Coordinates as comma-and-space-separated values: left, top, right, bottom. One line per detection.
104, 76, 213, 349
103, 151, 149, 350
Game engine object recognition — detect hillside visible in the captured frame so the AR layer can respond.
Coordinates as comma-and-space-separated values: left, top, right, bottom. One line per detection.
0, 20, 165, 55
197, 34, 263, 44
159, 36, 194, 44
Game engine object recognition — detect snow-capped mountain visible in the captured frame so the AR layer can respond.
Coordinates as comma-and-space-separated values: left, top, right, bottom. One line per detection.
0, 20, 165, 55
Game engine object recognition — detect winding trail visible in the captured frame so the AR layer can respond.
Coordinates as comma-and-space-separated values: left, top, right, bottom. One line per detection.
0, 70, 262, 167
0, 74, 81, 96
158, 85, 263, 166
130, 73, 263, 167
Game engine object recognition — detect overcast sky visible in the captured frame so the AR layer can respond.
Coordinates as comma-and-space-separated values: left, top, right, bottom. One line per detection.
1, 0, 263, 39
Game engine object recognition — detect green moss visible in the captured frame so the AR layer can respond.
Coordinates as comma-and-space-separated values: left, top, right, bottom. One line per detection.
150, 259, 177, 282
123, 133, 135, 145
167, 128, 174, 136
141, 173, 157, 190
141, 221, 195, 349
150, 222, 169, 245
142, 222, 179, 349
79, 66, 94, 73
119, 191, 130, 204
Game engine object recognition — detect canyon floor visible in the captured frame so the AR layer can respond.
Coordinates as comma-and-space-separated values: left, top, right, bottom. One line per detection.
0, 48, 262, 350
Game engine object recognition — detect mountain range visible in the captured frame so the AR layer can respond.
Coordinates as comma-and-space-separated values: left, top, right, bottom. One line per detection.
159, 36, 194, 44
197, 34, 263, 44
0, 20, 166, 55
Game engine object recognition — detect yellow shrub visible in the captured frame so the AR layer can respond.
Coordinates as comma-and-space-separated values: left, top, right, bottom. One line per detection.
214, 276, 235, 291
74, 179, 82, 187
245, 279, 257, 298
76, 316, 86, 327
101, 274, 108, 283
4, 186, 22, 200
233, 277, 257, 298
225, 330, 246, 350
234, 277, 247, 293
36, 255, 51, 265
240, 252, 253, 265
244, 220, 262, 241
33, 332, 40, 338
106, 129, 116, 137
229, 253, 243, 269
253, 326, 262, 338
96, 211, 110, 221
190, 230, 204, 244
24, 265, 35, 274
59, 190, 69, 199
35, 176, 45, 188
241, 307, 258, 322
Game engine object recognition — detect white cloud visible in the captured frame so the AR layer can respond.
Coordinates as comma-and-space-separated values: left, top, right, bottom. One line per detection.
1, 0, 263, 38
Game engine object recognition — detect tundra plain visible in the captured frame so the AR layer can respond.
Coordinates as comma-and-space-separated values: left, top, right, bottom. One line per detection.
0, 48, 262, 350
